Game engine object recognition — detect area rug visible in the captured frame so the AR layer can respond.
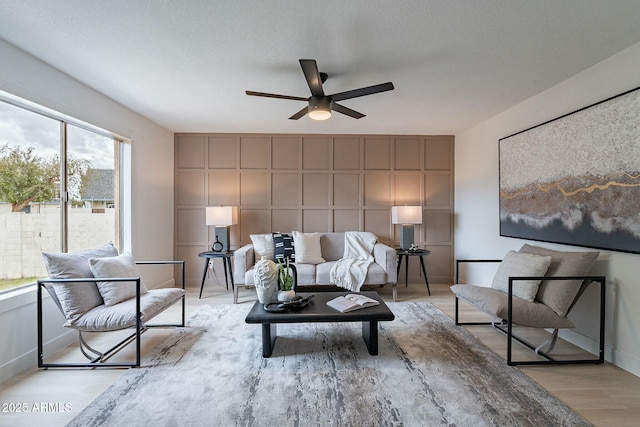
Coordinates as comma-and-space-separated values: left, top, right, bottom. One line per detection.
68, 302, 590, 427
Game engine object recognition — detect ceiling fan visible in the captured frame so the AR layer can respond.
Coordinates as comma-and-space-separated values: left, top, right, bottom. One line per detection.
245, 59, 394, 121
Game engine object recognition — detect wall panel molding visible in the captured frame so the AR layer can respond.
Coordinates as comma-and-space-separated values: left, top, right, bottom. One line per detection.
175, 134, 454, 285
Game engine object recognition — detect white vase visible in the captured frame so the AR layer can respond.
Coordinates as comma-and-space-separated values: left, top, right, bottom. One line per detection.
253, 256, 278, 303
277, 289, 296, 302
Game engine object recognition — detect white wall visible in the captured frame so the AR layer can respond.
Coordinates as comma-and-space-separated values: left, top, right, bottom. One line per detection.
455, 41, 640, 376
0, 38, 174, 382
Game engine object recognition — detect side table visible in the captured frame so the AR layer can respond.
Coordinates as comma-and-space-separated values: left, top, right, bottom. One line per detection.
198, 251, 234, 299
396, 249, 431, 296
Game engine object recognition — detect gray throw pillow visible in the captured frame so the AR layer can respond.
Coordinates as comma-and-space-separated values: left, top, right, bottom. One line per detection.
491, 250, 552, 302
88, 253, 148, 306
42, 243, 119, 322
519, 244, 599, 316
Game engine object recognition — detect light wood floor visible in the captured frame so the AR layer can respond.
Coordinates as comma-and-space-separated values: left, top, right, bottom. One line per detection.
1, 281, 639, 427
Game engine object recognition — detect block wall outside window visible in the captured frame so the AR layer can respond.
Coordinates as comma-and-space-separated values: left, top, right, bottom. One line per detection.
175, 134, 454, 285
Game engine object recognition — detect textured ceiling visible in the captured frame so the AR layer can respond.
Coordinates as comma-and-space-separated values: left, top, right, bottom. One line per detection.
2, 1, 640, 135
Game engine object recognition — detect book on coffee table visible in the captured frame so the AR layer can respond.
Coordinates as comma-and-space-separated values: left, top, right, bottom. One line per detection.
326, 294, 380, 313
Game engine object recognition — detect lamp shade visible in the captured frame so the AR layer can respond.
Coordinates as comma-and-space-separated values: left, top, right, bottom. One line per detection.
206, 206, 238, 226
391, 206, 422, 225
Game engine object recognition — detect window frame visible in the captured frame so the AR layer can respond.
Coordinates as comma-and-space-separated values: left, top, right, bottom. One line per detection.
0, 90, 131, 298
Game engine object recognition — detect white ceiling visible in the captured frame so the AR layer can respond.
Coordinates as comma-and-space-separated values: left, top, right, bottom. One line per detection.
2, 1, 640, 135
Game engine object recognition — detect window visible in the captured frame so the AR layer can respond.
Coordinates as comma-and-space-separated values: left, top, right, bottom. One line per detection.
0, 95, 127, 293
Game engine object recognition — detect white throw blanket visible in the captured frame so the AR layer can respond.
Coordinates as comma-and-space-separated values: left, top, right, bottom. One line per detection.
330, 231, 377, 292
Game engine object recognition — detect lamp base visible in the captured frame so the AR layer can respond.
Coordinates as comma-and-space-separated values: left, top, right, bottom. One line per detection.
214, 226, 230, 252
399, 225, 414, 250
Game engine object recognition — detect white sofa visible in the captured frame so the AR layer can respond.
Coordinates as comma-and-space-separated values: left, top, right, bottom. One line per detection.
233, 232, 398, 302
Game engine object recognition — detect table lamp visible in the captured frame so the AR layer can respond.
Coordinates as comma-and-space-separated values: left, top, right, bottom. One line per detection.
391, 206, 422, 250
206, 206, 238, 252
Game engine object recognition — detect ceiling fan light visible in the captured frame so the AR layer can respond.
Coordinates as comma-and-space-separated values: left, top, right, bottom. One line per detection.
308, 96, 332, 121
308, 108, 331, 121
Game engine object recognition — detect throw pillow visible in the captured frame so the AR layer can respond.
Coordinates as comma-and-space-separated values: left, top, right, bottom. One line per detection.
519, 244, 599, 316
250, 233, 275, 260
272, 232, 295, 262
491, 250, 552, 302
42, 242, 119, 322
292, 231, 325, 264
88, 253, 148, 307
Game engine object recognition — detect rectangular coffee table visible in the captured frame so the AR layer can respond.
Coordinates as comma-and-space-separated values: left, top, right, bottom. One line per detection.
245, 291, 395, 357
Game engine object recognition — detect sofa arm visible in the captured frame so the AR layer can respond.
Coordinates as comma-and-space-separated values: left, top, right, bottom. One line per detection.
374, 242, 397, 284
233, 244, 255, 285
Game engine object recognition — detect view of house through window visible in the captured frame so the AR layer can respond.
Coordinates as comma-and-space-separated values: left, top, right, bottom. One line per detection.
0, 99, 121, 293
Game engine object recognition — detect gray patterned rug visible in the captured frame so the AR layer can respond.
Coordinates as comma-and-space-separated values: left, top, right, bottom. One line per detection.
68, 302, 590, 427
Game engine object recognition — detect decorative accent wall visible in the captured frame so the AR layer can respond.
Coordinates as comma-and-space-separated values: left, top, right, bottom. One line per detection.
499, 86, 640, 254
175, 133, 454, 286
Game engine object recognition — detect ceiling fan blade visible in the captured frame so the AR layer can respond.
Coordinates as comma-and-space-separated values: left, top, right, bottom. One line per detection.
246, 90, 308, 101
299, 59, 325, 97
289, 106, 309, 120
332, 103, 365, 119
330, 82, 394, 102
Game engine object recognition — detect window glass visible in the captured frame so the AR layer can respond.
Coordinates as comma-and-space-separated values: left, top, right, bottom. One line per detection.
0, 101, 61, 292
67, 124, 118, 252
0, 99, 124, 293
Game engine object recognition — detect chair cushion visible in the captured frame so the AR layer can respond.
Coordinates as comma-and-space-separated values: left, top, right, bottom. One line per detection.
88, 253, 148, 306
491, 250, 551, 302
69, 288, 185, 331
292, 231, 325, 264
250, 233, 274, 260
451, 284, 574, 329
519, 244, 599, 316
42, 243, 118, 321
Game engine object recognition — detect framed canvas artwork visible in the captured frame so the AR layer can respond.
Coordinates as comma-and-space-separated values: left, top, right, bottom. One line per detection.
499, 86, 640, 254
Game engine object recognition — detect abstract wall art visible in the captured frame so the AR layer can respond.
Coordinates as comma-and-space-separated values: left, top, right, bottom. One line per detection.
499, 86, 640, 254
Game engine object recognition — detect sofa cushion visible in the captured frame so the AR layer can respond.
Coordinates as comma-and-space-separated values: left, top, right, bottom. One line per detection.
319, 233, 346, 261
316, 261, 387, 285
519, 244, 599, 316
363, 263, 387, 285
293, 263, 316, 285
272, 232, 295, 262
88, 253, 148, 306
292, 231, 325, 264
451, 284, 574, 329
315, 261, 336, 284
42, 242, 118, 322
250, 233, 274, 260
491, 250, 551, 302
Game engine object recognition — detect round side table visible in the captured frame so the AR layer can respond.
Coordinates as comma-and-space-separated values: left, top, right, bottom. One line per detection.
198, 251, 234, 299
395, 248, 431, 296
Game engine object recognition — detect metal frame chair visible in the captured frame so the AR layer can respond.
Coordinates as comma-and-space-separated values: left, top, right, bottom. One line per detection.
37, 260, 186, 369
454, 259, 605, 366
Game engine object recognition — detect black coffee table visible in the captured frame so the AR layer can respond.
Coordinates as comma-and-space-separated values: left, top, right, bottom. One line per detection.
245, 291, 395, 357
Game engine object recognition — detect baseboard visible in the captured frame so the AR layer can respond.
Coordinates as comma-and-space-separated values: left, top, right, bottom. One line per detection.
559, 329, 640, 377
0, 329, 75, 384
609, 346, 640, 377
